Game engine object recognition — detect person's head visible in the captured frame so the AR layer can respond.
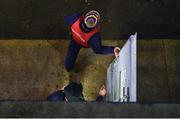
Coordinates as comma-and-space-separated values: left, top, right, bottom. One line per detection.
47, 82, 83, 102
84, 10, 100, 29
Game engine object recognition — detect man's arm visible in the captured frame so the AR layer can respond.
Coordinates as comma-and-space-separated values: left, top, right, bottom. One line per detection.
47, 90, 66, 101
88, 33, 115, 54
96, 95, 104, 101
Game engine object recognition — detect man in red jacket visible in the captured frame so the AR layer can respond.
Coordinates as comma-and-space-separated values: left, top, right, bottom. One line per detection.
65, 10, 120, 72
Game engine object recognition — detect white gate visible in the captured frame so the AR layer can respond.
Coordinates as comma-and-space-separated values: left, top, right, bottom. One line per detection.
106, 33, 137, 102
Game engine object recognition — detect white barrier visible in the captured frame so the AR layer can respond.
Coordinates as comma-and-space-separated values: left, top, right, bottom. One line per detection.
106, 33, 137, 102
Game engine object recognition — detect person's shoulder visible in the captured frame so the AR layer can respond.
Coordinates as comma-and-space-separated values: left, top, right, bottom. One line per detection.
65, 13, 82, 26
66, 13, 81, 20
47, 90, 66, 101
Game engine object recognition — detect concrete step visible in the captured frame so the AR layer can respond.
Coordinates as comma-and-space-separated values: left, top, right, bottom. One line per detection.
0, 102, 180, 117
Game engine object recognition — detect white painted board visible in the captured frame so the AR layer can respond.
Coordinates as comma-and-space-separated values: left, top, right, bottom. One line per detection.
106, 33, 137, 102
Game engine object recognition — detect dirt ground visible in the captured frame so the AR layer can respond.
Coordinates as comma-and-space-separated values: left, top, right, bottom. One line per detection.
0, 39, 179, 102
0, 39, 121, 101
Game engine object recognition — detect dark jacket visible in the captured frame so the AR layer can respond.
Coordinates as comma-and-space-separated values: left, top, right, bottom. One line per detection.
47, 82, 104, 102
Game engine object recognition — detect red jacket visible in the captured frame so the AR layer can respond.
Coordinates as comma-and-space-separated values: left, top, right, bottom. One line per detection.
71, 16, 100, 47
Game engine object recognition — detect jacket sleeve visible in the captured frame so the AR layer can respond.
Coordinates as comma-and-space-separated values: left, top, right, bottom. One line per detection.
96, 95, 105, 102
88, 33, 115, 54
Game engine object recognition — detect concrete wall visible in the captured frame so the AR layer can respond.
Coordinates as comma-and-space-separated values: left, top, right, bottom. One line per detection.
0, 0, 180, 39
0, 102, 180, 117
138, 40, 180, 102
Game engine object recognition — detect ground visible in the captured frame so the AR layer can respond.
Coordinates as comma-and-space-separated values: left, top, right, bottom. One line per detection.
0, 39, 179, 102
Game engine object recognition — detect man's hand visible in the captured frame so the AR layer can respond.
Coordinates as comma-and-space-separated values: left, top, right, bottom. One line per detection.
114, 47, 120, 58
99, 85, 106, 97
61, 86, 65, 90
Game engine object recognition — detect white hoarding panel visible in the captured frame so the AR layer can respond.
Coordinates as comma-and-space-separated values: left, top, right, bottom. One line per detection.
106, 33, 137, 102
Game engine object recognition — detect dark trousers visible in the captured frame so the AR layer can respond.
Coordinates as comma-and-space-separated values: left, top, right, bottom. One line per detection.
64, 38, 83, 72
